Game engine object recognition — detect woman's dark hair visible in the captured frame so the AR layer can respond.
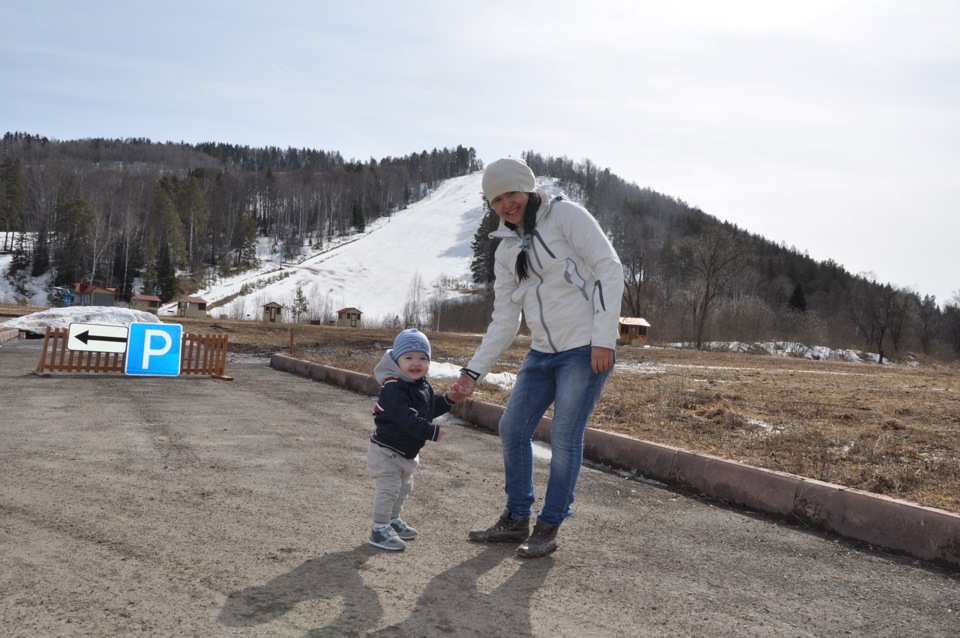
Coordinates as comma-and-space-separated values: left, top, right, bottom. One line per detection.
505, 192, 541, 281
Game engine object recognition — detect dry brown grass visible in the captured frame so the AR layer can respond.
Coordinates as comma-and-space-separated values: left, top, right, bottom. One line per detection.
5, 305, 959, 515
195, 318, 960, 515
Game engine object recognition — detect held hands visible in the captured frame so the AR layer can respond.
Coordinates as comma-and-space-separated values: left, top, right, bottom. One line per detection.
446, 374, 477, 403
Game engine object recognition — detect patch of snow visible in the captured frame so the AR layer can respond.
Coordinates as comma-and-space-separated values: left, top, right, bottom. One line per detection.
667, 341, 892, 364
0, 252, 54, 306
0, 307, 161, 336
749, 418, 783, 435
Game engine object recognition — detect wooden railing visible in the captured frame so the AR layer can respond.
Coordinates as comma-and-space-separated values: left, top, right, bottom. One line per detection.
34, 327, 233, 380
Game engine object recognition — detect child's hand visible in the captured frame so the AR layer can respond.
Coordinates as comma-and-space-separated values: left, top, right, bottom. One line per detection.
437, 427, 447, 441
447, 379, 474, 403
453, 375, 477, 397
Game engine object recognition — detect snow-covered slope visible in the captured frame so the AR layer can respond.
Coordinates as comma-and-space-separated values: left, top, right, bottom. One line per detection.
177, 171, 489, 324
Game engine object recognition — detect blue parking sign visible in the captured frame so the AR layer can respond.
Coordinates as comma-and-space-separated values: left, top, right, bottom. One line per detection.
125, 323, 183, 376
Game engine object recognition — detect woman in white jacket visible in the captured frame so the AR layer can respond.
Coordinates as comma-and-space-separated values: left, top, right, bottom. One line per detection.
455, 157, 623, 558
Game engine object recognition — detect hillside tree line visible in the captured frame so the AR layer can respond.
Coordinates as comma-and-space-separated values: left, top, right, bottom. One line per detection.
456, 151, 960, 361
1, 134, 958, 360
0, 132, 479, 304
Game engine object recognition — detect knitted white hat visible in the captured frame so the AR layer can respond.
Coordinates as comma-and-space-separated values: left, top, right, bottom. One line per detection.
482, 157, 536, 202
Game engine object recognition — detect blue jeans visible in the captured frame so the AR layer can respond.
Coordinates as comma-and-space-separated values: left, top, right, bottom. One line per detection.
499, 346, 613, 526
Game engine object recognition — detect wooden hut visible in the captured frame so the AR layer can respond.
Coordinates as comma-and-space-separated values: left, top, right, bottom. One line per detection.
130, 293, 162, 314
262, 301, 284, 323
336, 307, 363, 328
618, 317, 651, 346
177, 296, 208, 318
74, 283, 117, 307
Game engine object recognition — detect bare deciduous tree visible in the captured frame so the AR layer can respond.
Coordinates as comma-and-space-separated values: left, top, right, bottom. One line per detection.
621, 250, 645, 318
848, 274, 906, 363
673, 226, 746, 348
402, 272, 426, 329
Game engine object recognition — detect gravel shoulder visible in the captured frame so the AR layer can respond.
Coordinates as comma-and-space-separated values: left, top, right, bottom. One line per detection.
2, 340, 959, 637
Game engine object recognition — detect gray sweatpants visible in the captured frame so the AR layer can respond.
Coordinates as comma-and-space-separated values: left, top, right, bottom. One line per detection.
366, 442, 419, 526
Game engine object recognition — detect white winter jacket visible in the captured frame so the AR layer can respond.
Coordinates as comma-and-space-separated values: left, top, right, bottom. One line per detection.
466, 189, 624, 380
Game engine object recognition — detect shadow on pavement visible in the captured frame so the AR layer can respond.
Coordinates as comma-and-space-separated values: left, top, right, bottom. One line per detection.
219, 544, 383, 634
219, 544, 554, 637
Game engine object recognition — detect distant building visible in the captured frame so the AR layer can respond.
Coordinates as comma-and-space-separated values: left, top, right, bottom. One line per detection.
336, 307, 363, 328
177, 296, 208, 318
262, 301, 284, 323
130, 293, 162, 314
618, 317, 651, 346
74, 283, 117, 307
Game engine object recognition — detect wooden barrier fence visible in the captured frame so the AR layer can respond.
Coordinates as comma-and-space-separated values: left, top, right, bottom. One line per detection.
34, 327, 233, 380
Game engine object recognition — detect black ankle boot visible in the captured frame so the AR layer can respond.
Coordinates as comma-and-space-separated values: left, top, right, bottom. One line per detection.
516, 519, 559, 558
468, 509, 530, 542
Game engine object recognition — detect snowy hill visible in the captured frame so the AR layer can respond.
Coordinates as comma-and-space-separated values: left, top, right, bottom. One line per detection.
0, 170, 556, 325
169, 171, 491, 324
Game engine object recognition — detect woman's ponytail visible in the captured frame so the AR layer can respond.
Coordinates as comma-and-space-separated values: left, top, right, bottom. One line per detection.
513, 193, 541, 281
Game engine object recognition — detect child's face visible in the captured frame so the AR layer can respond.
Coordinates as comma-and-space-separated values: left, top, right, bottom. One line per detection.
397, 351, 430, 380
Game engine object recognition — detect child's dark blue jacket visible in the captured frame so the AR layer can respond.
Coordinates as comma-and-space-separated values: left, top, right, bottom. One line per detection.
370, 350, 453, 459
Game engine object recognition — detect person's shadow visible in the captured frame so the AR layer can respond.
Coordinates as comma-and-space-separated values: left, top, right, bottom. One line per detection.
370, 546, 554, 637
219, 545, 554, 637
218, 544, 383, 636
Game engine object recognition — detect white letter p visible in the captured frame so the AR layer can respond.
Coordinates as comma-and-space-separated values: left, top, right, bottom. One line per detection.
142, 329, 172, 368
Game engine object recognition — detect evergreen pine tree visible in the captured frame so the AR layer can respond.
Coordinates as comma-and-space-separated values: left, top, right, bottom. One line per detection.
231, 207, 259, 268
156, 242, 177, 302
31, 226, 50, 277
9, 232, 30, 275
292, 285, 308, 323
53, 199, 95, 286
142, 230, 158, 287
788, 282, 808, 313
352, 201, 365, 232
151, 185, 187, 269
469, 201, 501, 286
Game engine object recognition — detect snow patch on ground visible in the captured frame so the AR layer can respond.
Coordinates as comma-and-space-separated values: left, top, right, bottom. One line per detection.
0, 306, 161, 334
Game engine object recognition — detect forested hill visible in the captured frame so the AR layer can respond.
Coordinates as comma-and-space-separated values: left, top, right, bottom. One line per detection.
1, 132, 957, 359
475, 151, 954, 359
0, 131, 481, 290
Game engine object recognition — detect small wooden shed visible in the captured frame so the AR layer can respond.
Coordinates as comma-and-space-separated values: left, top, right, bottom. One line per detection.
336, 307, 363, 328
74, 283, 117, 307
618, 317, 651, 346
262, 301, 284, 323
130, 293, 162, 314
177, 296, 208, 318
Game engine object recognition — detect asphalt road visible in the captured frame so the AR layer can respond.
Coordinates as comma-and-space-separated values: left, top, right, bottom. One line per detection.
2, 339, 959, 637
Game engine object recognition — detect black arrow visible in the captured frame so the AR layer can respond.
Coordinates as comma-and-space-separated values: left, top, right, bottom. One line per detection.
76, 330, 127, 345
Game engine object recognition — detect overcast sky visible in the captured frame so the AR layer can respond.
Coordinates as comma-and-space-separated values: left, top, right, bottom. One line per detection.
2, 1, 958, 305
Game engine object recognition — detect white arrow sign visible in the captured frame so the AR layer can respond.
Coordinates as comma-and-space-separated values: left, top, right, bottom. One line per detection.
67, 323, 129, 353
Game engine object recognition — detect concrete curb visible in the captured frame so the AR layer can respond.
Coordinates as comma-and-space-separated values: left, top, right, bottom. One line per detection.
270, 353, 960, 571
0, 327, 21, 344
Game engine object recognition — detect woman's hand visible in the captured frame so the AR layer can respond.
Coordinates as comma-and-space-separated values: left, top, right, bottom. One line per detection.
451, 374, 477, 399
591, 346, 614, 373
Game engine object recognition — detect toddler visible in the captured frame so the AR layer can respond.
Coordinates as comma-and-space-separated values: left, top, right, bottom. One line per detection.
367, 328, 461, 550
